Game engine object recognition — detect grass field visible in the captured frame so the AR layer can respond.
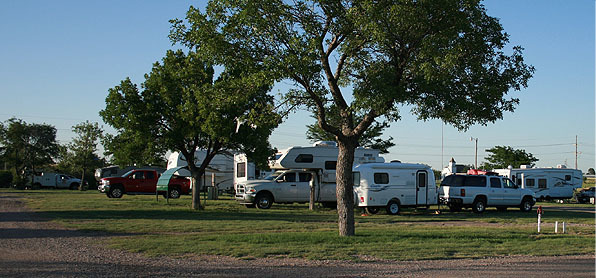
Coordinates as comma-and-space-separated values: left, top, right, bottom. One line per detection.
3, 188, 594, 261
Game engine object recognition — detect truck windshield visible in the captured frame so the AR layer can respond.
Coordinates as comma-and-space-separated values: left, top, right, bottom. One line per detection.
263, 171, 284, 180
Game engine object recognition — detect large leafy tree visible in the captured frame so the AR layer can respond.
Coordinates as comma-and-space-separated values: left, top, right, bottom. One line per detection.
68, 121, 104, 190
102, 131, 166, 167
0, 118, 60, 184
480, 145, 538, 169
171, 0, 534, 235
101, 49, 279, 209
305, 106, 395, 153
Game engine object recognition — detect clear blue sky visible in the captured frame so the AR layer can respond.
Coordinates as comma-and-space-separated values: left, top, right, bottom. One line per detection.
1, 0, 594, 172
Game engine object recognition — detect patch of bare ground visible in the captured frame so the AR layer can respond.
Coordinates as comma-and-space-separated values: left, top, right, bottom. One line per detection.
1, 194, 593, 277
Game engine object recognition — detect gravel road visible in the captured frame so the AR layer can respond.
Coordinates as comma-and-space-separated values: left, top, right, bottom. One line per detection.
0, 194, 594, 277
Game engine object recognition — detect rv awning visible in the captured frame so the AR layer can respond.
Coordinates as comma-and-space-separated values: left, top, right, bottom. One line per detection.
156, 166, 187, 192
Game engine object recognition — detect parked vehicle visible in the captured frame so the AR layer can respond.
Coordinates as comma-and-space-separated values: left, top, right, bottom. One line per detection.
31, 173, 81, 189
493, 165, 582, 200
98, 169, 190, 198
353, 162, 438, 215
167, 150, 234, 192
440, 173, 535, 213
94, 165, 164, 181
575, 187, 595, 204
235, 141, 384, 209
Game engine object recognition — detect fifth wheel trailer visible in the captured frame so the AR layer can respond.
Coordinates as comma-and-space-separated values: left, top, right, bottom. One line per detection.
493, 165, 582, 200
167, 150, 234, 192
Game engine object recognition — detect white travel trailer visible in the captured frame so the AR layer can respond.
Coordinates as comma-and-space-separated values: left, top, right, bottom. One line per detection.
493, 165, 582, 200
167, 150, 234, 192
353, 162, 438, 215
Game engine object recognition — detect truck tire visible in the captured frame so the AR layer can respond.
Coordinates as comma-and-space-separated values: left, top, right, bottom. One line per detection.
520, 197, 533, 212
255, 193, 273, 209
385, 199, 400, 215
472, 198, 486, 214
168, 188, 181, 199
365, 207, 380, 214
69, 183, 79, 190
109, 186, 124, 198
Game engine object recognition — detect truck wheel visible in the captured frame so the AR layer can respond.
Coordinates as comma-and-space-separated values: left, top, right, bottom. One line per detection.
520, 198, 533, 212
365, 207, 380, 215
69, 183, 79, 190
168, 188, 181, 199
109, 187, 123, 198
255, 193, 273, 209
472, 198, 486, 214
385, 200, 400, 215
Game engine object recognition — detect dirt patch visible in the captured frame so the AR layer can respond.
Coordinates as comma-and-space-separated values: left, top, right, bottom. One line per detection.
0, 193, 594, 277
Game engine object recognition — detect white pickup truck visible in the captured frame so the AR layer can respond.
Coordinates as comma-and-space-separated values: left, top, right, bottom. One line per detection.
440, 174, 535, 213
32, 173, 81, 189
235, 169, 337, 209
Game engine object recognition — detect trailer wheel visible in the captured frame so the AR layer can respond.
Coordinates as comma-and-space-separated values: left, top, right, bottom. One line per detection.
448, 204, 462, 212
385, 200, 400, 215
365, 207, 380, 215
255, 193, 273, 209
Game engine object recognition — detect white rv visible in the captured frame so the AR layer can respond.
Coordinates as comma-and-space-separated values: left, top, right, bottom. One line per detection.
353, 162, 438, 215
167, 150, 234, 192
235, 141, 385, 209
493, 165, 582, 200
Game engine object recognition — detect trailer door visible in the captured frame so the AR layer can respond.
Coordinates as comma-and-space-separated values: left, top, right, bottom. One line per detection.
416, 171, 428, 206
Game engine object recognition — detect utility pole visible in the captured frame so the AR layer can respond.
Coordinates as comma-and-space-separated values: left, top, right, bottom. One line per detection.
471, 137, 478, 169
575, 135, 578, 169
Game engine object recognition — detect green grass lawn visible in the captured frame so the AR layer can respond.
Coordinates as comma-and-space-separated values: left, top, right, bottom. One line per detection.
3, 188, 594, 261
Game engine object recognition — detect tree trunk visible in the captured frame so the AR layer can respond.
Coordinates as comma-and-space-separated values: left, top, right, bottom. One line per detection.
191, 175, 204, 210
309, 173, 316, 211
79, 168, 85, 191
336, 139, 357, 236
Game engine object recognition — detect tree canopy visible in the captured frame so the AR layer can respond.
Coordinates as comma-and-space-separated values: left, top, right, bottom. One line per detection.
0, 118, 60, 184
170, 0, 534, 235
101, 49, 279, 209
480, 145, 539, 169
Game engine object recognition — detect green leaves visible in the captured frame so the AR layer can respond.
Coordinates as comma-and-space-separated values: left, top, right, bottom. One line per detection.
480, 145, 539, 170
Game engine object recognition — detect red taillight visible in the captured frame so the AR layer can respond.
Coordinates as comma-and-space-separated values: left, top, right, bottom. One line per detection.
360, 197, 364, 203
460, 189, 466, 197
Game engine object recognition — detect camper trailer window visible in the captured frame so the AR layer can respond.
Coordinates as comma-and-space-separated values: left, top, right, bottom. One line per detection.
526, 179, 535, 187
325, 161, 337, 170
353, 172, 360, 186
538, 179, 547, 188
295, 154, 313, 163
464, 176, 486, 187
565, 175, 571, 181
374, 173, 389, 184
490, 178, 502, 188
236, 162, 246, 178
417, 172, 427, 187
298, 173, 312, 182
283, 173, 296, 182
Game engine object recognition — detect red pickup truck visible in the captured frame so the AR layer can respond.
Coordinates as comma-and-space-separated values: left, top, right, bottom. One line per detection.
98, 169, 190, 199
